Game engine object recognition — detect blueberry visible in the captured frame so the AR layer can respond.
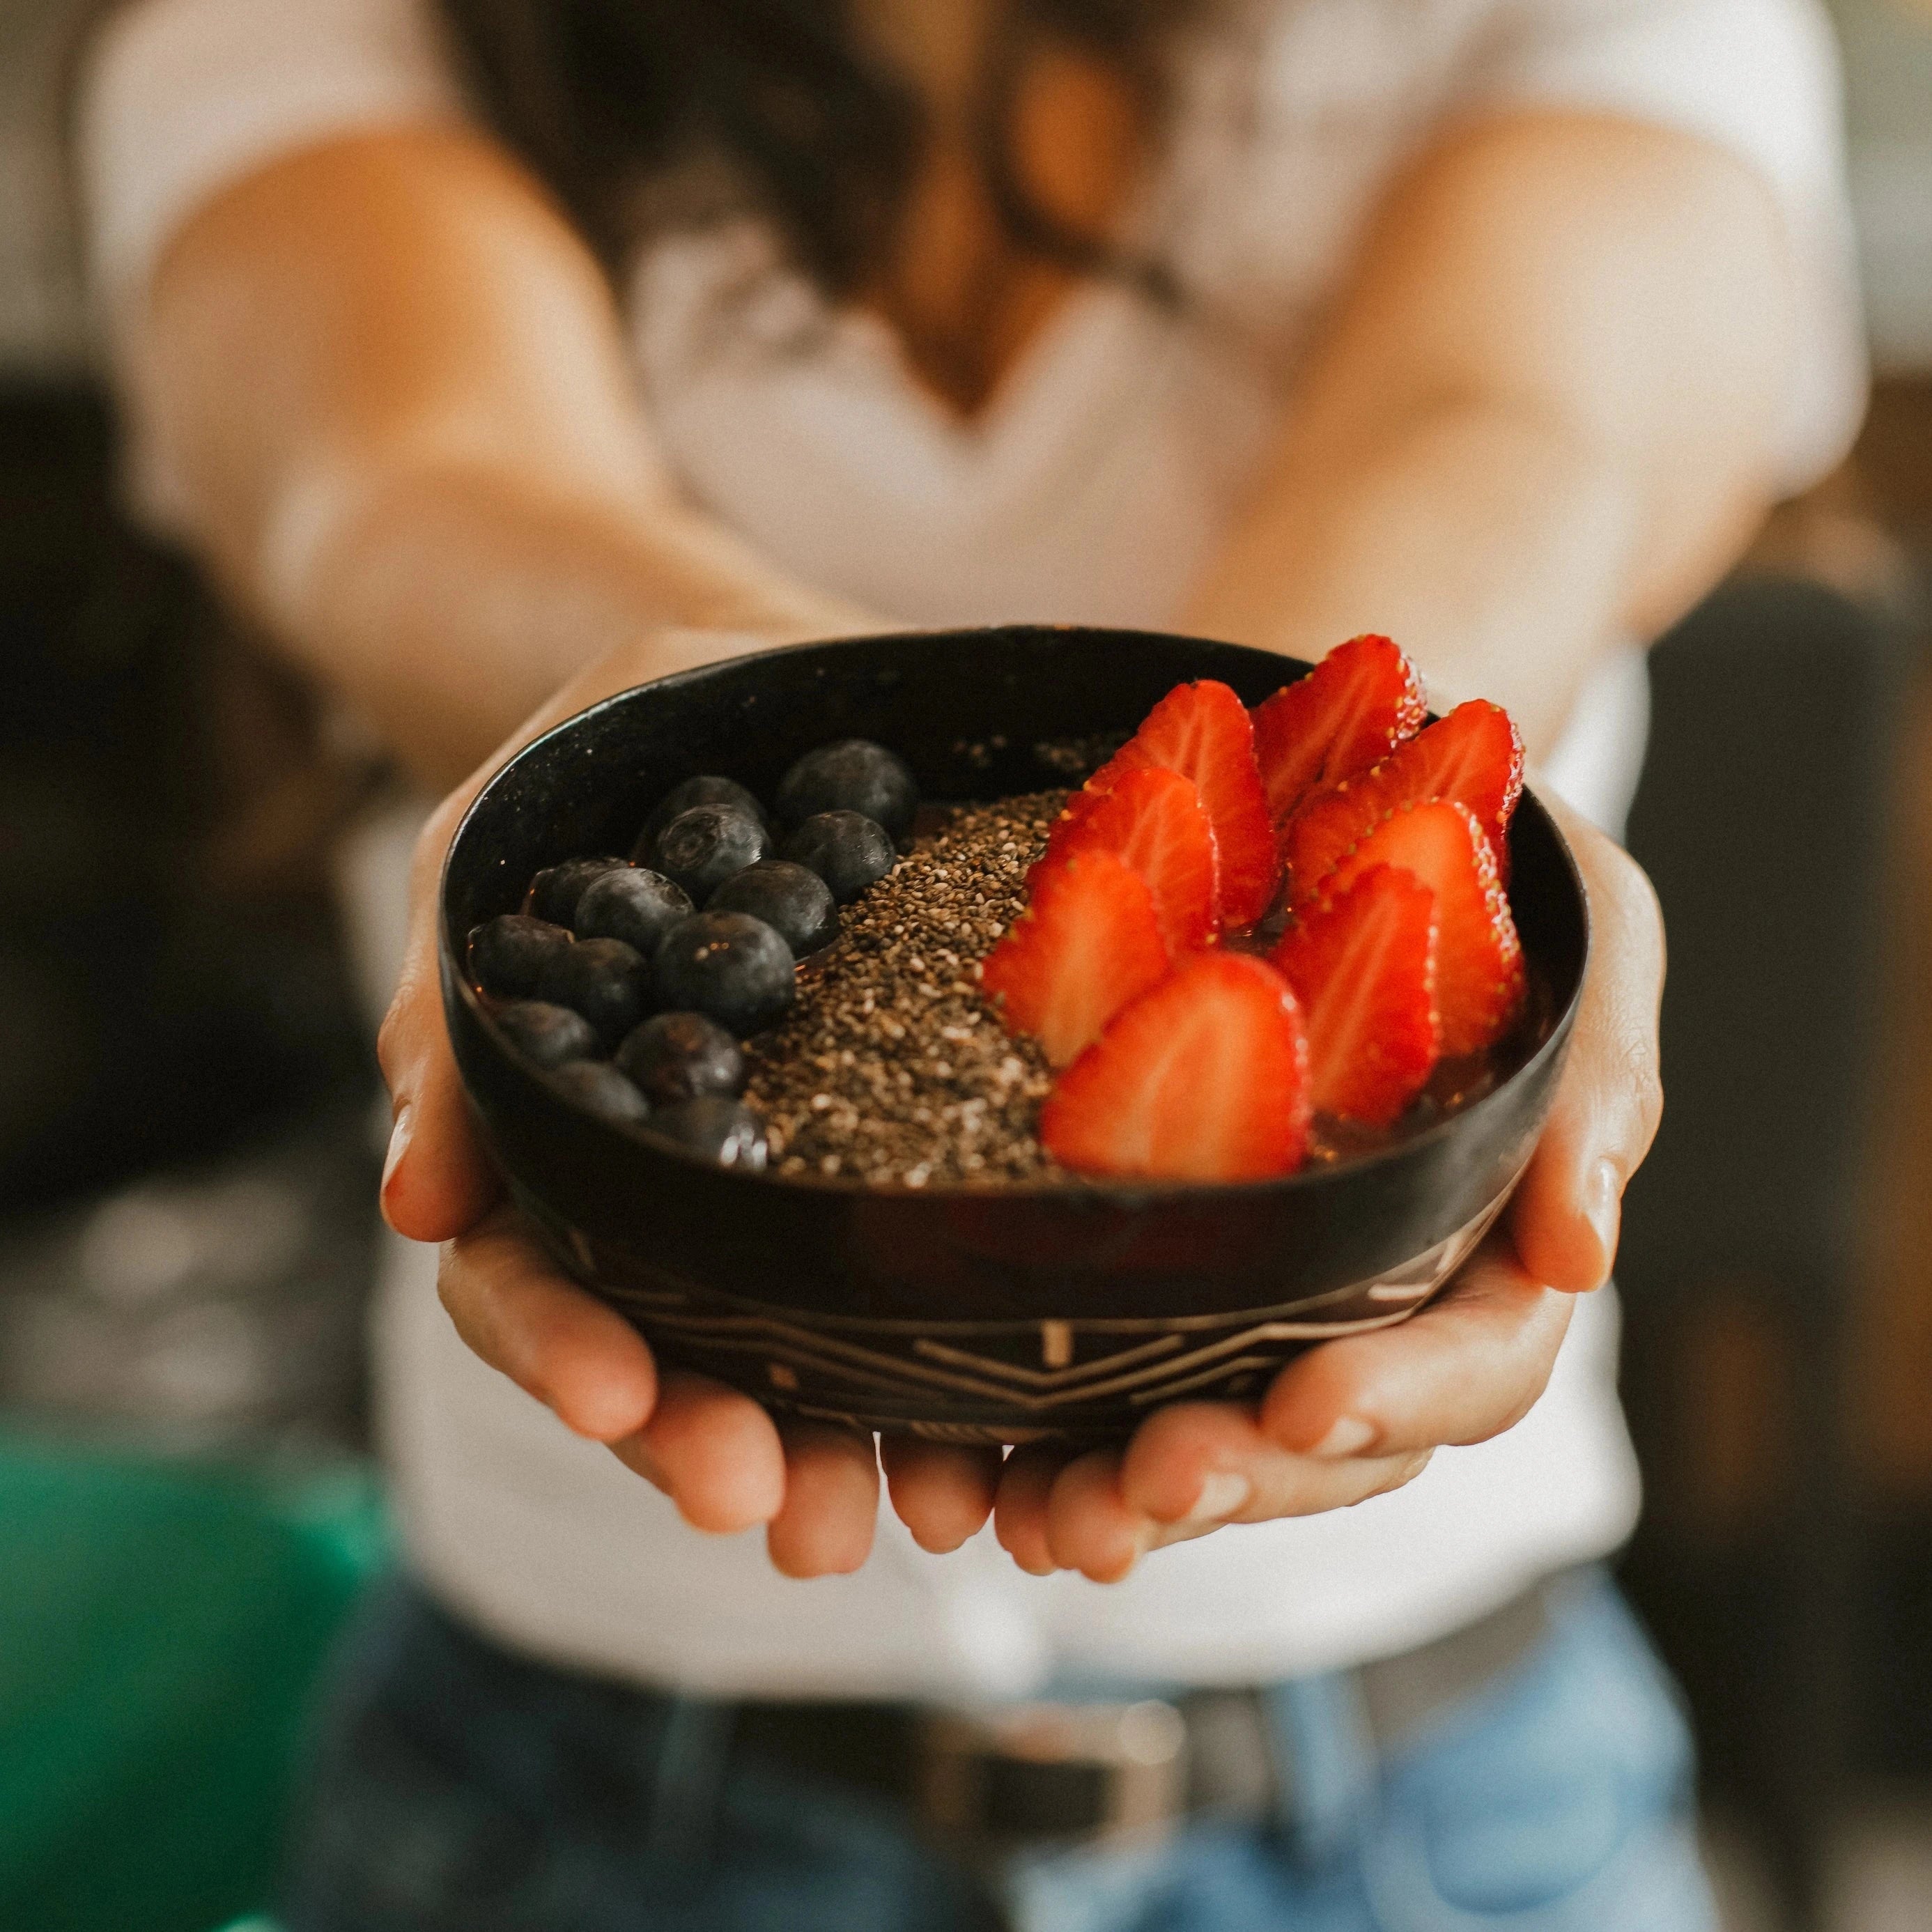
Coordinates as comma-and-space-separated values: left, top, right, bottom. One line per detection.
467, 914, 572, 998
781, 811, 896, 904
574, 866, 693, 953
774, 739, 918, 841
536, 936, 652, 1047
652, 911, 795, 1037
636, 775, 771, 856
649, 1096, 768, 1170
647, 805, 771, 904
707, 860, 838, 957
615, 1011, 748, 1106
493, 999, 600, 1068
527, 857, 626, 928
547, 1058, 651, 1127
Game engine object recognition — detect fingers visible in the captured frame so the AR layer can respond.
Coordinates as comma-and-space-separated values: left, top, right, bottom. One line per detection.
1510, 796, 1665, 1291
993, 1432, 1428, 1584
880, 1437, 1003, 1554
980, 1235, 1569, 1584
433, 1152, 870, 1568
617, 1399, 879, 1571
1259, 1233, 1573, 1457
993, 1444, 1072, 1576
608, 1370, 787, 1534
438, 1211, 792, 1538
439, 1209, 867, 1566
437, 1205, 658, 1440
766, 1422, 881, 1577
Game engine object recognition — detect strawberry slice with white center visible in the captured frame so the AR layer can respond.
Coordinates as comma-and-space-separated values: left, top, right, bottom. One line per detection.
1251, 635, 1425, 826
1035, 765, 1220, 955
1313, 801, 1524, 1056
980, 847, 1170, 1066
1270, 865, 1439, 1125
1084, 681, 1278, 929
1283, 700, 1524, 902
1040, 952, 1312, 1181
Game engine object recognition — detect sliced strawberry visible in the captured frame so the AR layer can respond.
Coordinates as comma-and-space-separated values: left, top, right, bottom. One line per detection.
1036, 766, 1219, 955
1040, 952, 1311, 1181
1314, 802, 1524, 1056
1282, 700, 1524, 901
1086, 681, 1278, 929
980, 848, 1170, 1066
1251, 635, 1425, 826
1270, 865, 1439, 1125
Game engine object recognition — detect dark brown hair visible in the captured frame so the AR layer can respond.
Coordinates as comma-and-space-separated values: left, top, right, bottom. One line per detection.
436, 0, 1195, 296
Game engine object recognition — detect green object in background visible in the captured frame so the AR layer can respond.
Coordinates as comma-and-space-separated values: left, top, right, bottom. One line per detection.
0, 1431, 387, 1932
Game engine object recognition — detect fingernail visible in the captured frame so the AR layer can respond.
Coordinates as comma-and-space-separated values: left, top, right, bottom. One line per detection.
1586, 1157, 1622, 1265
380, 1104, 412, 1206
1188, 1471, 1251, 1522
1309, 1416, 1376, 1460
1106, 1520, 1160, 1577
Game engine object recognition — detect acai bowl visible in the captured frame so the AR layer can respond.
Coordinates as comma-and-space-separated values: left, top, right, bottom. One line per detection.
439, 626, 1587, 1443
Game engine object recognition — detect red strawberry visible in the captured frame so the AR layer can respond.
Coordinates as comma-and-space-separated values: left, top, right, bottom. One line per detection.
1040, 952, 1311, 1181
1037, 766, 1219, 955
1282, 700, 1524, 901
980, 848, 1170, 1066
1251, 635, 1425, 825
1270, 865, 1439, 1125
1086, 681, 1278, 929
1314, 801, 1524, 1056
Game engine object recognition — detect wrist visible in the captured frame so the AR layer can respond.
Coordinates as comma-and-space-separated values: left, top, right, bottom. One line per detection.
1184, 396, 1643, 757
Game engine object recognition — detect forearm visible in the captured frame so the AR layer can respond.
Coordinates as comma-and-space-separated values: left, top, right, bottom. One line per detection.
1184, 111, 1796, 759
132, 127, 867, 787
1186, 399, 1646, 755
251, 454, 867, 789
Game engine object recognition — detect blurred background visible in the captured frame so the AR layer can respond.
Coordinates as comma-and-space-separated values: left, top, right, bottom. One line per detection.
1, 0, 1929, 1927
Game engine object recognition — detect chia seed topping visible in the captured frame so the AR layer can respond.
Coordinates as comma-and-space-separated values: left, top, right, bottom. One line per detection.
743, 791, 1069, 1186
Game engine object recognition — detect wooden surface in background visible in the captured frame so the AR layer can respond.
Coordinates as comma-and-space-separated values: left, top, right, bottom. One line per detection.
1837, 378, 1932, 1495
1732, 378, 1932, 1499
1856, 668, 1932, 1494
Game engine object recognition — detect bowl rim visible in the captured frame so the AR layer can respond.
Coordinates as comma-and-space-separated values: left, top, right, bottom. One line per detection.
442, 626, 1591, 1205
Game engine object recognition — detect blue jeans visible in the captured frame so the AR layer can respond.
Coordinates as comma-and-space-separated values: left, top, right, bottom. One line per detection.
282, 1572, 1715, 1932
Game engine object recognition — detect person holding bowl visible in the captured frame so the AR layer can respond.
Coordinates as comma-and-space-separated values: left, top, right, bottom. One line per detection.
77, 0, 1862, 1924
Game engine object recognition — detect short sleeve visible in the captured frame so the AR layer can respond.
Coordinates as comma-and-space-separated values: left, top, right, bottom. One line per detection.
1465, 0, 1867, 490
77, 0, 467, 334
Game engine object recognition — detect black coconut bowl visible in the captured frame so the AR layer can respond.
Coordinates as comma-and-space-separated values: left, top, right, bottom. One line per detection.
441, 626, 1588, 1444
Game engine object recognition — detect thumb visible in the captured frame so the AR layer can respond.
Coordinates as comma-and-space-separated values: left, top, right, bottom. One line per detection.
1509, 798, 1664, 1292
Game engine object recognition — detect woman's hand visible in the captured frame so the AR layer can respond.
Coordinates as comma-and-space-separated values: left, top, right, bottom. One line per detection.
378, 624, 891, 1578
387, 661, 1660, 1582
883, 798, 1664, 1579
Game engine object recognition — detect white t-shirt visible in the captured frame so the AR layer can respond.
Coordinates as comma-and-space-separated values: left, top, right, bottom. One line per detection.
79, 0, 1862, 1695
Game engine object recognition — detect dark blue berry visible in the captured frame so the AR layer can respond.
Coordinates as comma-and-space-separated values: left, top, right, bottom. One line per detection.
707, 860, 838, 957
649, 1097, 768, 1170
527, 857, 626, 928
652, 911, 794, 1037
636, 775, 771, 856
536, 936, 651, 1048
574, 866, 693, 953
648, 805, 771, 904
781, 811, 896, 904
616, 1012, 747, 1105
467, 914, 571, 998
493, 999, 599, 1068
548, 1058, 651, 1127
774, 739, 918, 841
